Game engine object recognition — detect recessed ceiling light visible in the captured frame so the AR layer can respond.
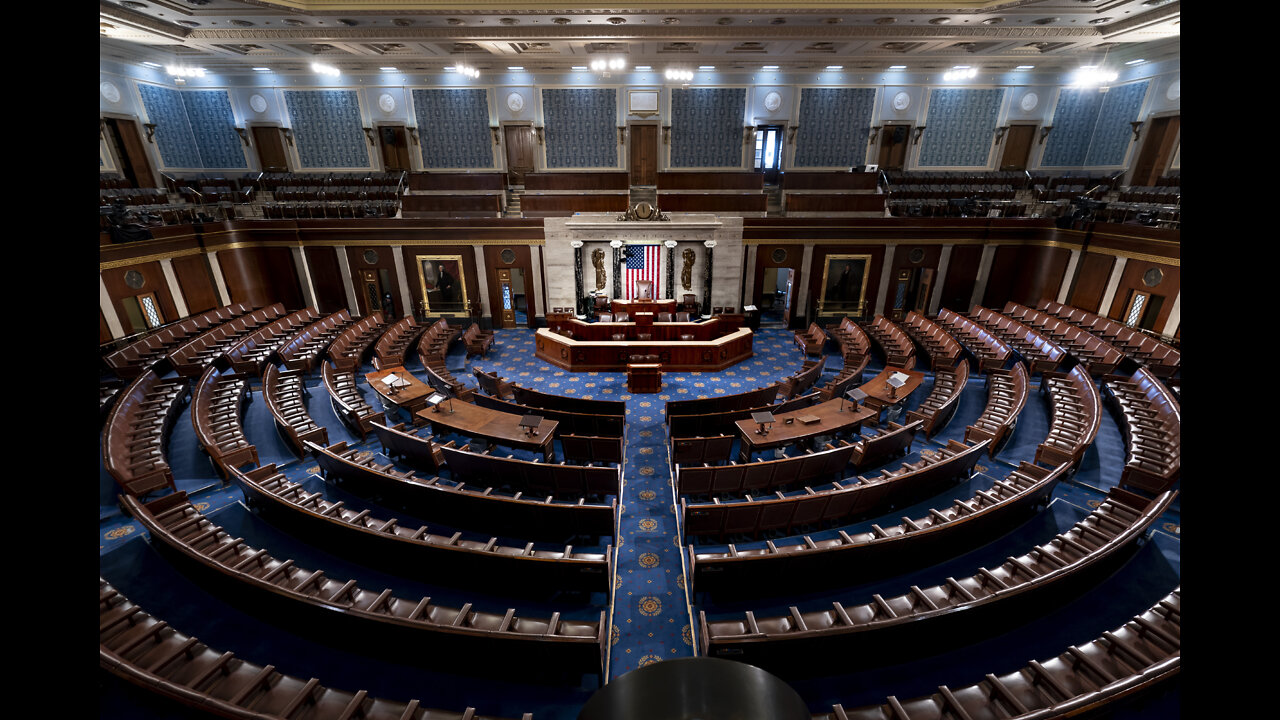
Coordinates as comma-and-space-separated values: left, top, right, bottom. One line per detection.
716, 17, 733, 25
823, 17, 842, 24
1033, 17, 1060, 25
393, 18, 413, 27
571, 66, 587, 71
699, 66, 715, 70
1090, 17, 1112, 24
635, 65, 652, 71
874, 17, 896, 25
499, 18, 518, 25
982, 18, 1004, 25
1015, 65, 1035, 70
762, 65, 779, 70
826, 65, 844, 70
663, 17, 679, 25
770, 17, 786, 25
444, 66, 455, 71
887, 65, 906, 70
508, 66, 524, 71
553, 18, 570, 25
253, 67, 271, 71
607, 17, 626, 25
1125, 58, 1146, 65
930, 17, 952, 25
141, 61, 162, 68
380, 67, 397, 71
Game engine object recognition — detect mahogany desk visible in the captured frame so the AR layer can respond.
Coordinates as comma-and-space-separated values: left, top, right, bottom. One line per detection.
857, 367, 926, 413
364, 366, 433, 417
416, 401, 558, 461
535, 327, 754, 372
735, 398, 877, 462
610, 298, 677, 315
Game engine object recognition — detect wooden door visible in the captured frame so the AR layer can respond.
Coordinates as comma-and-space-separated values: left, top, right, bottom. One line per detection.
879, 125, 911, 170
495, 268, 516, 328
378, 126, 413, 171
359, 269, 384, 316
755, 126, 784, 184
106, 118, 157, 189
999, 125, 1036, 170
251, 126, 290, 171
629, 125, 657, 186
504, 125, 535, 185
1130, 116, 1180, 186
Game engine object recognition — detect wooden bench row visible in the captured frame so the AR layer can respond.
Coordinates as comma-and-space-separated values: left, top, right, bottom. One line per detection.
963, 362, 1029, 457
264, 362, 329, 457
1039, 300, 1180, 377
513, 384, 626, 417
101, 580, 534, 720
813, 587, 1180, 719
104, 302, 253, 379
968, 305, 1066, 375
372, 316, 430, 371
935, 308, 1012, 372
327, 311, 389, 372
167, 303, 288, 377
274, 309, 355, 373
560, 434, 623, 466
905, 360, 969, 439
699, 486, 1176, 676
667, 392, 820, 439
191, 362, 258, 478
123, 492, 607, 673
103, 368, 190, 497
1004, 301, 1124, 376
463, 323, 494, 359
321, 361, 386, 440
688, 460, 1068, 597
1035, 366, 1102, 471
440, 442, 620, 500
777, 359, 825, 401
676, 441, 859, 500
682, 439, 987, 540
225, 308, 323, 376
671, 434, 735, 468
1104, 367, 1180, 495
666, 384, 780, 418
473, 393, 624, 438
794, 322, 826, 356
901, 310, 964, 369
864, 315, 918, 369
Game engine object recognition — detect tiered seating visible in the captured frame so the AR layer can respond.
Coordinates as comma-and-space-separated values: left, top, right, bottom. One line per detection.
512, 386, 627, 417
777, 359, 824, 400
372, 316, 430, 371
462, 322, 494, 359
263, 362, 328, 456
440, 442, 619, 499
321, 361, 386, 439
964, 362, 1029, 457
104, 303, 253, 379
699, 485, 1175, 673
325, 311, 389, 371
403, 172, 506, 218
1003, 301, 1123, 376
260, 200, 400, 219
968, 305, 1066, 374
671, 435, 736, 468
667, 385, 780, 418
1104, 367, 1180, 494
688, 460, 1068, 597
667, 392, 819, 439
100, 580, 534, 720
191, 362, 258, 478
229, 464, 612, 592
848, 420, 921, 469
935, 308, 1012, 371
560, 435, 624, 466
779, 171, 884, 217
99, 186, 170, 206
1035, 365, 1102, 470
123, 491, 606, 671
675, 441, 858, 499
863, 315, 917, 369
818, 318, 872, 401
102, 368, 190, 497
904, 360, 968, 438
472, 366, 515, 399
473, 394, 623, 437
900, 310, 963, 369
657, 171, 767, 217
812, 587, 1180, 719
793, 322, 826, 356
415, 319, 473, 400
166, 303, 288, 377
309, 440, 616, 541
1039, 301, 1180, 377
224, 308, 322, 376
274, 309, 354, 372
681, 439, 987, 540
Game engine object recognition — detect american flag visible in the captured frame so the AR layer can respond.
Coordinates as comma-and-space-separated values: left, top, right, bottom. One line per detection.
624, 244, 661, 300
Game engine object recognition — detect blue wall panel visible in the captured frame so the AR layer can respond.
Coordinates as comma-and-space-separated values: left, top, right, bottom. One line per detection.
137, 83, 202, 169
411, 89, 493, 169
543, 88, 617, 168
671, 88, 745, 168
182, 90, 247, 169
918, 88, 1005, 167
794, 88, 877, 167
284, 90, 370, 169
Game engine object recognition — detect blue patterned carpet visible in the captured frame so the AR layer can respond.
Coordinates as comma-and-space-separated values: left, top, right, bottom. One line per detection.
98, 326, 1180, 718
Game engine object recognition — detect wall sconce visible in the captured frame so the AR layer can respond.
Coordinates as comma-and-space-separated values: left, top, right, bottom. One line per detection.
869, 126, 882, 143
994, 126, 1009, 145
490, 125, 501, 144
234, 127, 250, 146
912, 126, 926, 145
282, 128, 294, 147
788, 126, 800, 144
143, 123, 157, 143
362, 127, 376, 144
407, 127, 419, 146
1039, 126, 1053, 145
1129, 121, 1144, 142
534, 126, 544, 145
618, 126, 627, 144
662, 125, 671, 145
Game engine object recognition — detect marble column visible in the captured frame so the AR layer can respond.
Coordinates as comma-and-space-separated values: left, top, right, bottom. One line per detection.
702, 240, 715, 316
291, 247, 318, 310
159, 258, 189, 318
572, 240, 584, 315
333, 246, 360, 314
1098, 257, 1129, 318
929, 244, 953, 315
205, 251, 232, 306
969, 244, 999, 310
391, 249, 413, 321
1057, 249, 1082, 304
101, 274, 125, 339
1161, 292, 1180, 337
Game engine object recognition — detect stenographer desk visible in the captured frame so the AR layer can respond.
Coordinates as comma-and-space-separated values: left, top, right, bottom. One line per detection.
535, 318, 753, 372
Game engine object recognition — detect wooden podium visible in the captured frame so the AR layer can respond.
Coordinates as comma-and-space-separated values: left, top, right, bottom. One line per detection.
626, 354, 662, 393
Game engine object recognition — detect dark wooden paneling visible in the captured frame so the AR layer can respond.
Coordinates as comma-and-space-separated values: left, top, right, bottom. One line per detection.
658, 172, 763, 191
752, 244, 805, 313
524, 172, 630, 191
630, 125, 657, 186
520, 193, 630, 216
251, 126, 289, 171
401, 194, 502, 216
485, 244, 535, 326
982, 245, 1024, 309
1010, 245, 1070, 307
781, 172, 878, 191
784, 193, 885, 213
401, 245, 481, 320
263, 247, 306, 311
1069, 252, 1116, 314
217, 247, 275, 308
171, 254, 220, 315
938, 245, 982, 313
409, 173, 506, 192
345, 246, 401, 316
1106, 258, 1180, 330
807, 244, 888, 321
657, 193, 767, 213
101, 261, 178, 334
885, 244, 944, 318
305, 246, 348, 315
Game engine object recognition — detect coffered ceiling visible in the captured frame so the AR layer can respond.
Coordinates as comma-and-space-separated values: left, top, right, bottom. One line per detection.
100, 0, 1180, 76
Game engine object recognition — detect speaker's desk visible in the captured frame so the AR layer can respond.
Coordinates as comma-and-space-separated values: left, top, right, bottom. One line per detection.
535, 326, 753, 372
416, 401, 558, 461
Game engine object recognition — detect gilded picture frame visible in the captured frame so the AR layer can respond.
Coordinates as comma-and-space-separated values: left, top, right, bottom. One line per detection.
416, 254, 468, 316
817, 254, 872, 317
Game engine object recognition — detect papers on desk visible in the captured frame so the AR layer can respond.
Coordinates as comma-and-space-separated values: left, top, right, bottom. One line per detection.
381, 374, 410, 388
888, 371, 910, 388
743, 305, 758, 312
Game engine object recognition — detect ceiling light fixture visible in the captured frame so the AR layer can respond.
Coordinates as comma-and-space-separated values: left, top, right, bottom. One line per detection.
380, 67, 397, 71
762, 65, 779, 70
887, 65, 906, 70
826, 65, 845, 71
665, 68, 694, 82
454, 63, 480, 79
310, 62, 340, 77
508, 66, 524, 71
167, 65, 207, 78
1015, 65, 1035, 70
1070, 66, 1118, 87
252, 67, 271, 72
571, 66, 587, 71
635, 65, 652, 71
1125, 58, 1146, 65
141, 61, 162, 68
699, 65, 715, 71
943, 66, 978, 81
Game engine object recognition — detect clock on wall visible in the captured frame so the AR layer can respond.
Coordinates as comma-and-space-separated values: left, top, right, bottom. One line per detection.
1166, 80, 1180, 101
249, 94, 268, 114
763, 91, 782, 112
892, 92, 911, 111
100, 81, 121, 104
1020, 92, 1039, 112
507, 92, 525, 113
378, 93, 396, 113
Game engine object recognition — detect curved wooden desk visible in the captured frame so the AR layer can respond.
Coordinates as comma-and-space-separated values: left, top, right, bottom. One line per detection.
364, 366, 432, 416
858, 366, 926, 409
735, 398, 877, 462
535, 327, 754, 372
416, 400, 558, 461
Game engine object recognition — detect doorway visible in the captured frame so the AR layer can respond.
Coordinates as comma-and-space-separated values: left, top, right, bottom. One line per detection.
888, 267, 935, 321
761, 267, 794, 326
102, 117, 157, 189
251, 126, 290, 171
878, 125, 911, 170
1121, 289, 1164, 331
999, 125, 1036, 171
629, 124, 657, 186
359, 268, 393, 316
754, 126, 784, 185
378, 126, 413, 171
120, 292, 165, 334
495, 268, 527, 328
504, 124, 535, 186
1130, 116, 1180, 187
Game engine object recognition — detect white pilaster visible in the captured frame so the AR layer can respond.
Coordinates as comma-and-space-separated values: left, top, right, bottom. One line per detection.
928, 244, 953, 315
1098, 257, 1129, 319
333, 246, 360, 313
473, 246, 491, 318
1161, 291, 1180, 337
100, 274, 125, 339
529, 244, 546, 319
391, 249, 413, 319
795, 243, 814, 317
742, 244, 758, 309
1057, 249, 1082, 304
873, 249, 897, 317
292, 246, 318, 309
969, 244, 999, 310
159, 258, 188, 318
205, 251, 232, 306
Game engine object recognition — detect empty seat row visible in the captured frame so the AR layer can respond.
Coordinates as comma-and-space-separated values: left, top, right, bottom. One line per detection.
900, 311, 964, 369
794, 322, 826, 356
904, 359, 968, 438
441, 442, 619, 500
1003, 301, 1123, 376
935, 308, 1012, 371
777, 359, 824, 401
863, 315, 917, 369
1034, 365, 1102, 470
560, 434, 623, 466
260, 201, 400, 220
473, 393, 622, 437
321, 361, 386, 439
326, 311, 389, 372
463, 323, 494, 359
103, 368, 190, 497
191, 363, 258, 478
167, 303, 288, 377
224, 308, 323, 376
373, 316, 430, 371
1104, 367, 1180, 495
1039, 300, 1180, 377
104, 302, 253, 379
275, 309, 355, 373
963, 362, 1030, 457
264, 362, 328, 457
676, 441, 858, 500
968, 305, 1066, 374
